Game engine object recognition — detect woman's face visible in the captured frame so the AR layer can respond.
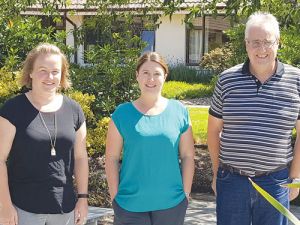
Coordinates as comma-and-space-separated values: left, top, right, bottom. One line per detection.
136, 60, 167, 96
30, 54, 62, 95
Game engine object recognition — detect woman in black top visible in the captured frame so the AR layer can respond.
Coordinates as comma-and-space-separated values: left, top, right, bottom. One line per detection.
0, 43, 89, 225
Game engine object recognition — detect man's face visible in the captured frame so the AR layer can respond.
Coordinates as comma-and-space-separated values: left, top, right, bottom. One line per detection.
245, 23, 279, 73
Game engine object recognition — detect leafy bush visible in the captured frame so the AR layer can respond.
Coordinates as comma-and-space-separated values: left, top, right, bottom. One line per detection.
0, 15, 54, 69
0, 67, 21, 108
64, 89, 96, 124
87, 117, 110, 157
70, 45, 140, 119
278, 26, 300, 68
199, 43, 234, 73
208, 41, 222, 53
64, 90, 111, 158
162, 81, 216, 99
224, 23, 248, 66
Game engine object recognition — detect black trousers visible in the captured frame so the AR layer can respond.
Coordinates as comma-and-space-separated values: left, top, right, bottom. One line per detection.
113, 197, 188, 225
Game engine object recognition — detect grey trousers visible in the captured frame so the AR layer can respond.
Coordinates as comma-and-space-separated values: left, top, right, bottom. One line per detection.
113, 197, 188, 225
14, 205, 75, 225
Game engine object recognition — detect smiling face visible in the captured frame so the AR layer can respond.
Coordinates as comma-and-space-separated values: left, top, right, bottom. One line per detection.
136, 60, 167, 97
246, 23, 279, 73
30, 54, 62, 95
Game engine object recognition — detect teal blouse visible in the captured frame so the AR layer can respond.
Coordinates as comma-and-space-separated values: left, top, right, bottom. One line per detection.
112, 99, 190, 212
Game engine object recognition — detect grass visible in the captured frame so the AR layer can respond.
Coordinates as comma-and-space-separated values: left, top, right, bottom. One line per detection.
187, 107, 209, 145
162, 81, 215, 99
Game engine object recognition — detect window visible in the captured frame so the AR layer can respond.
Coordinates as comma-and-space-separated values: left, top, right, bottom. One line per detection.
84, 16, 154, 56
186, 16, 231, 66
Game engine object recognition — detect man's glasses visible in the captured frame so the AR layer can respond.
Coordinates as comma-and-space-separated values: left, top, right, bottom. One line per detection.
246, 39, 278, 48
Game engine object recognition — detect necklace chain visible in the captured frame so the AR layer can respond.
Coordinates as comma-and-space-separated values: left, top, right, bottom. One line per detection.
39, 111, 57, 156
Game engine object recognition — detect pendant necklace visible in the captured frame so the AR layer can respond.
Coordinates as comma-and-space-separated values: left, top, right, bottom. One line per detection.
39, 111, 57, 156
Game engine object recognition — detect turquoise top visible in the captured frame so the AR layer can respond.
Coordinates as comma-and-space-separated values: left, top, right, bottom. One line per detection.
112, 99, 190, 212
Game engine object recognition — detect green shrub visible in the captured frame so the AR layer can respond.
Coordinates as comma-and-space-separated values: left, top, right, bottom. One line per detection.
64, 89, 96, 124
199, 43, 234, 73
208, 41, 222, 53
64, 90, 110, 158
162, 81, 216, 99
70, 46, 140, 119
224, 23, 248, 66
0, 15, 57, 70
278, 26, 300, 68
87, 117, 110, 157
0, 67, 21, 108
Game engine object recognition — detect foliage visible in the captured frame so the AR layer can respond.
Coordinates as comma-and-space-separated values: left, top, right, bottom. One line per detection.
187, 107, 209, 145
224, 23, 248, 66
64, 89, 96, 124
162, 81, 215, 100
200, 24, 247, 73
87, 117, 110, 157
278, 26, 300, 67
69, 48, 140, 119
0, 67, 21, 108
63, 89, 111, 158
200, 43, 234, 73
0, 15, 54, 69
208, 41, 222, 53
167, 65, 215, 83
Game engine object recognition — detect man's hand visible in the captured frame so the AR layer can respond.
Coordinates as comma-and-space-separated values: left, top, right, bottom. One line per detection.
290, 188, 299, 201
212, 176, 217, 196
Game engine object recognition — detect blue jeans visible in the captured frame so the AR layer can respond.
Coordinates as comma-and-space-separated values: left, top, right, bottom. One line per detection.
216, 167, 290, 225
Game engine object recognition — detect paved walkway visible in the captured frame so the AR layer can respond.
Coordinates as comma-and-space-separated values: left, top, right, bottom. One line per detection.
99, 192, 300, 224
185, 192, 300, 225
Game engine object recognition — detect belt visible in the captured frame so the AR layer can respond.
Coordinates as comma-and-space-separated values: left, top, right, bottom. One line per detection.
219, 162, 288, 177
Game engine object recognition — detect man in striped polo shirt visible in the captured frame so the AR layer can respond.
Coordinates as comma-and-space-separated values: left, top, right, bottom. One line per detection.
208, 11, 300, 225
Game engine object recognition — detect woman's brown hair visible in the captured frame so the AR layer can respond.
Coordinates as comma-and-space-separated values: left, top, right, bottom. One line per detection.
136, 51, 169, 75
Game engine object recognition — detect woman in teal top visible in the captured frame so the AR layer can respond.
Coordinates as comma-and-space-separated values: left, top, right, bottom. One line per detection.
106, 51, 195, 225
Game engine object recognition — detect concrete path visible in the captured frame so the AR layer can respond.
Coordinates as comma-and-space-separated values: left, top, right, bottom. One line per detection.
185, 192, 300, 225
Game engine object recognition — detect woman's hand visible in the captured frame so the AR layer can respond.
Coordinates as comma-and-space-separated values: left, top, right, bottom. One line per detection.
0, 204, 18, 225
74, 198, 88, 225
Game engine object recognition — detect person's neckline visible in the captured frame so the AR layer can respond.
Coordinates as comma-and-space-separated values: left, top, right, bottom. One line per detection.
24, 92, 64, 113
131, 99, 169, 117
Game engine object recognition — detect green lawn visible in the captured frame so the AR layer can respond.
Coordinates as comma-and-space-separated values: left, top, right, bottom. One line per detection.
162, 81, 214, 99
187, 107, 209, 145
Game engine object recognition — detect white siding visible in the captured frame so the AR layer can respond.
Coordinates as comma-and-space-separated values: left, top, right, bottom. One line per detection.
155, 14, 186, 66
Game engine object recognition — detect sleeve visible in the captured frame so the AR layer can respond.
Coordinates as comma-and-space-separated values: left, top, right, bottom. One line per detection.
0, 97, 19, 126
209, 76, 223, 119
181, 106, 191, 134
111, 104, 123, 136
72, 100, 86, 131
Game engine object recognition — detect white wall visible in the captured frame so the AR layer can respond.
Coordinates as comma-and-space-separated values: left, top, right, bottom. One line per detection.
155, 14, 186, 66
66, 15, 85, 65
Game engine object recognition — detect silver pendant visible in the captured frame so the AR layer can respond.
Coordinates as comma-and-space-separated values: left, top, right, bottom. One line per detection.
51, 147, 56, 156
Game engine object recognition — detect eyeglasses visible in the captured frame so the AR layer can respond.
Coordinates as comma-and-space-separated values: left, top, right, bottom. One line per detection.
246, 39, 278, 48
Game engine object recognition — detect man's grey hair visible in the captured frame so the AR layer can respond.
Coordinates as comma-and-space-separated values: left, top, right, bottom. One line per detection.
245, 11, 280, 39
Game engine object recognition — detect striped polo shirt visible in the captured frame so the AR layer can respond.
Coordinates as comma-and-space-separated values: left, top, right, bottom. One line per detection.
209, 59, 300, 176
